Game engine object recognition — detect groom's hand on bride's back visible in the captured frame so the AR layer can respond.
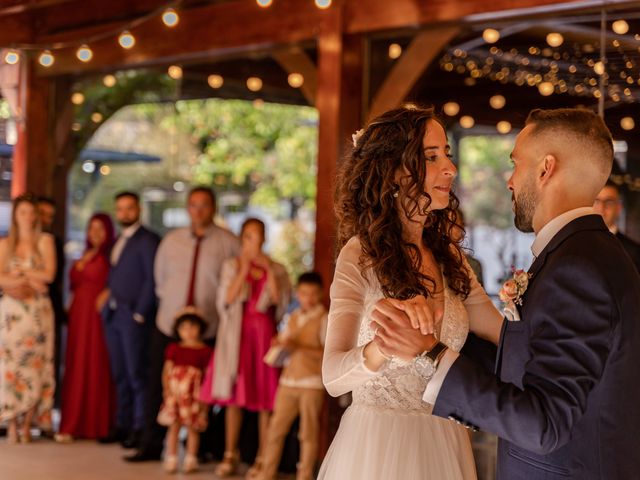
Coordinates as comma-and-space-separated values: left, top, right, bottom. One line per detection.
371, 298, 440, 362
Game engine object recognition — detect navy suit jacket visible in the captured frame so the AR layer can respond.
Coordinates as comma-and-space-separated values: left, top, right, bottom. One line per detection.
615, 231, 640, 273
433, 215, 640, 480
107, 226, 160, 322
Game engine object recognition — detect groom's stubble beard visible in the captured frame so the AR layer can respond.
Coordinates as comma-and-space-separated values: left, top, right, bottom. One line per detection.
513, 175, 538, 233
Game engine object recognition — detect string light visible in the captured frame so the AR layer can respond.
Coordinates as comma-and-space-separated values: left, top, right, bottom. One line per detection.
91, 112, 103, 123
38, 50, 54, 67
71, 92, 85, 105
118, 31, 136, 49
546, 33, 564, 47
168, 65, 183, 79
287, 73, 304, 88
76, 44, 93, 62
315, 0, 332, 8
103, 75, 117, 87
612, 20, 629, 35
256, 0, 273, 6
207, 74, 224, 89
489, 94, 506, 109
496, 121, 512, 134
621, 117, 635, 130
459, 116, 475, 128
388, 43, 402, 59
100, 165, 111, 175
482, 29, 500, 44
594, 61, 605, 75
538, 82, 554, 96
4, 50, 19, 65
247, 76, 263, 92
443, 102, 460, 116
161, 8, 179, 27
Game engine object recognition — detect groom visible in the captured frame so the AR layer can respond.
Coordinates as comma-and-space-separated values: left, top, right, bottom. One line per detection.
372, 108, 640, 479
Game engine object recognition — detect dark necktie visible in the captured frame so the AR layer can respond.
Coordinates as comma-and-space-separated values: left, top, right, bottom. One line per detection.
186, 235, 203, 306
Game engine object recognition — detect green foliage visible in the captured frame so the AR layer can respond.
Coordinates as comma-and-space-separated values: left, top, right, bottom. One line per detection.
270, 220, 314, 282
166, 99, 318, 215
458, 135, 515, 229
0, 99, 9, 120
72, 70, 175, 152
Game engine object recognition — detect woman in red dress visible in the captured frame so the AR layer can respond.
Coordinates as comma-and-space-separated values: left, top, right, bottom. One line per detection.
56, 213, 116, 441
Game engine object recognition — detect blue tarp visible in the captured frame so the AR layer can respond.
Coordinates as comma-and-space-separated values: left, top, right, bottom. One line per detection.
0, 144, 161, 163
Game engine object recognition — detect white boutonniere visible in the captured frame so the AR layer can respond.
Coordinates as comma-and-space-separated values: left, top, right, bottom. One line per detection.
498, 268, 531, 322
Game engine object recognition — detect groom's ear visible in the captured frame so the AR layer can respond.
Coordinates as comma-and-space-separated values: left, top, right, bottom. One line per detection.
538, 154, 557, 184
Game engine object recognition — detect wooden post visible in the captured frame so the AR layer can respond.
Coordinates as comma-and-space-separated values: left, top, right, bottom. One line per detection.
12, 57, 54, 198
314, 0, 366, 459
314, 5, 365, 294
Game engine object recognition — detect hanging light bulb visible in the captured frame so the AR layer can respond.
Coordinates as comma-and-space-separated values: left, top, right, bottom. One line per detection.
287, 73, 304, 88
71, 92, 85, 105
103, 74, 117, 87
546, 32, 564, 47
208, 74, 224, 89
620, 117, 635, 130
161, 8, 179, 27
118, 31, 136, 49
38, 50, 55, 67
168, 65, 183, 79
612, 20, 629, 35
482, 28, 500, 44
76, 44, 93, 62
100, 165, 111, 176
496, 121, 512, 134
91, 112, 103, 123
4, 50, 20, 65
388, 43, 402, 59
459, 116, 475, 128
489, 94, 506, 109
315, 0, 332, 9
256, 0, 273, 6
594, 61, 605, 75
538, 82, 554, 96
247, 76, 263, 92
443, 102, 460, 116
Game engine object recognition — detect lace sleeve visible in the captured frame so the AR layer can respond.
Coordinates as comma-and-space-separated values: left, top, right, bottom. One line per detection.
322, 237, 379, 397
462, 255, 504, 345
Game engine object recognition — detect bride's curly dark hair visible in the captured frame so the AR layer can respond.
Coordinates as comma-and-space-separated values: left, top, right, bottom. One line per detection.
335, 104, 470, 300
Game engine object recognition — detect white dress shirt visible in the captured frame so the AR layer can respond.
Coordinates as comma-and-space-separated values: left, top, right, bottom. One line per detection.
423, 207, 596, 405
111, 222, 141, 266
154, 224, 240, 339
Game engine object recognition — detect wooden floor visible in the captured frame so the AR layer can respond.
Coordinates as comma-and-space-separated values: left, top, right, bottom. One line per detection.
0, 437, 286, 480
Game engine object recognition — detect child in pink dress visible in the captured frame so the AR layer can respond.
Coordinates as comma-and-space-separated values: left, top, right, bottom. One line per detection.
157, 307, 213, 474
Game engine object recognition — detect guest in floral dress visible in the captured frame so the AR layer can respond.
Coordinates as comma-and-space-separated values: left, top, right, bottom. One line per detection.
0, 193, 57, 443
157, 307, 213, 474
203, 218, 291, 478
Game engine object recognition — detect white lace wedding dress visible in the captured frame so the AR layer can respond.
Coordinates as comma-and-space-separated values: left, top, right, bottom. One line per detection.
318, 237, 496, 480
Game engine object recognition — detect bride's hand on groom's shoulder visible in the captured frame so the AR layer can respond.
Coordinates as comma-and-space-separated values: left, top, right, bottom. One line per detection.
370, 298, 439, 362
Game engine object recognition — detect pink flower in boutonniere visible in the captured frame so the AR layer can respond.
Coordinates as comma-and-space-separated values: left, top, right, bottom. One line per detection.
499, 268, 531, 321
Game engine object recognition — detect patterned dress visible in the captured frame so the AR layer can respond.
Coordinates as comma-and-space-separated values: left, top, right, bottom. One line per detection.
0, 256, 55, 427
157, 343, 213, 431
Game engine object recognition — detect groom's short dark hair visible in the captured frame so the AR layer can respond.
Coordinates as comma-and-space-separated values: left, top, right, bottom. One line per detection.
525, 108, 613, 175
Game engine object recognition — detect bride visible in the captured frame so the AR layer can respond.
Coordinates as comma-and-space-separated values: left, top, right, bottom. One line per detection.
318, 104, 503, 479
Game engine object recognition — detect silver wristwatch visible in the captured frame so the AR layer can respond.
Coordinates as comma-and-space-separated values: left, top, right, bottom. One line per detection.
414, 341, 448, 377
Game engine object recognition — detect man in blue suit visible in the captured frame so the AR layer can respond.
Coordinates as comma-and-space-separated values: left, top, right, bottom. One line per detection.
101, 191, 160, 449
372, 109, 640, 479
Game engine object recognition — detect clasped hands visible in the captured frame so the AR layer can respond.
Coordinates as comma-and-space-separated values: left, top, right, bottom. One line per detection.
4, 269, 45, 300
370, 295, 443, 362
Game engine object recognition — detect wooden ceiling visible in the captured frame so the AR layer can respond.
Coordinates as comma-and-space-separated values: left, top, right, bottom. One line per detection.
2, 0, 640, 144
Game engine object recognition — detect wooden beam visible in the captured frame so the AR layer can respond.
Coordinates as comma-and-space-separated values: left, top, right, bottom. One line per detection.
367, 26, 460, 121
33, 0, 618, 76
37, 0, 330, 76
272, 47, 317, 105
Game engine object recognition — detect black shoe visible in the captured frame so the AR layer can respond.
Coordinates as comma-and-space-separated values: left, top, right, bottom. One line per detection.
98, 428, 128, 444
39, 430, 55, 440
121, 429, 141, 449
123, 450, 162, 463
